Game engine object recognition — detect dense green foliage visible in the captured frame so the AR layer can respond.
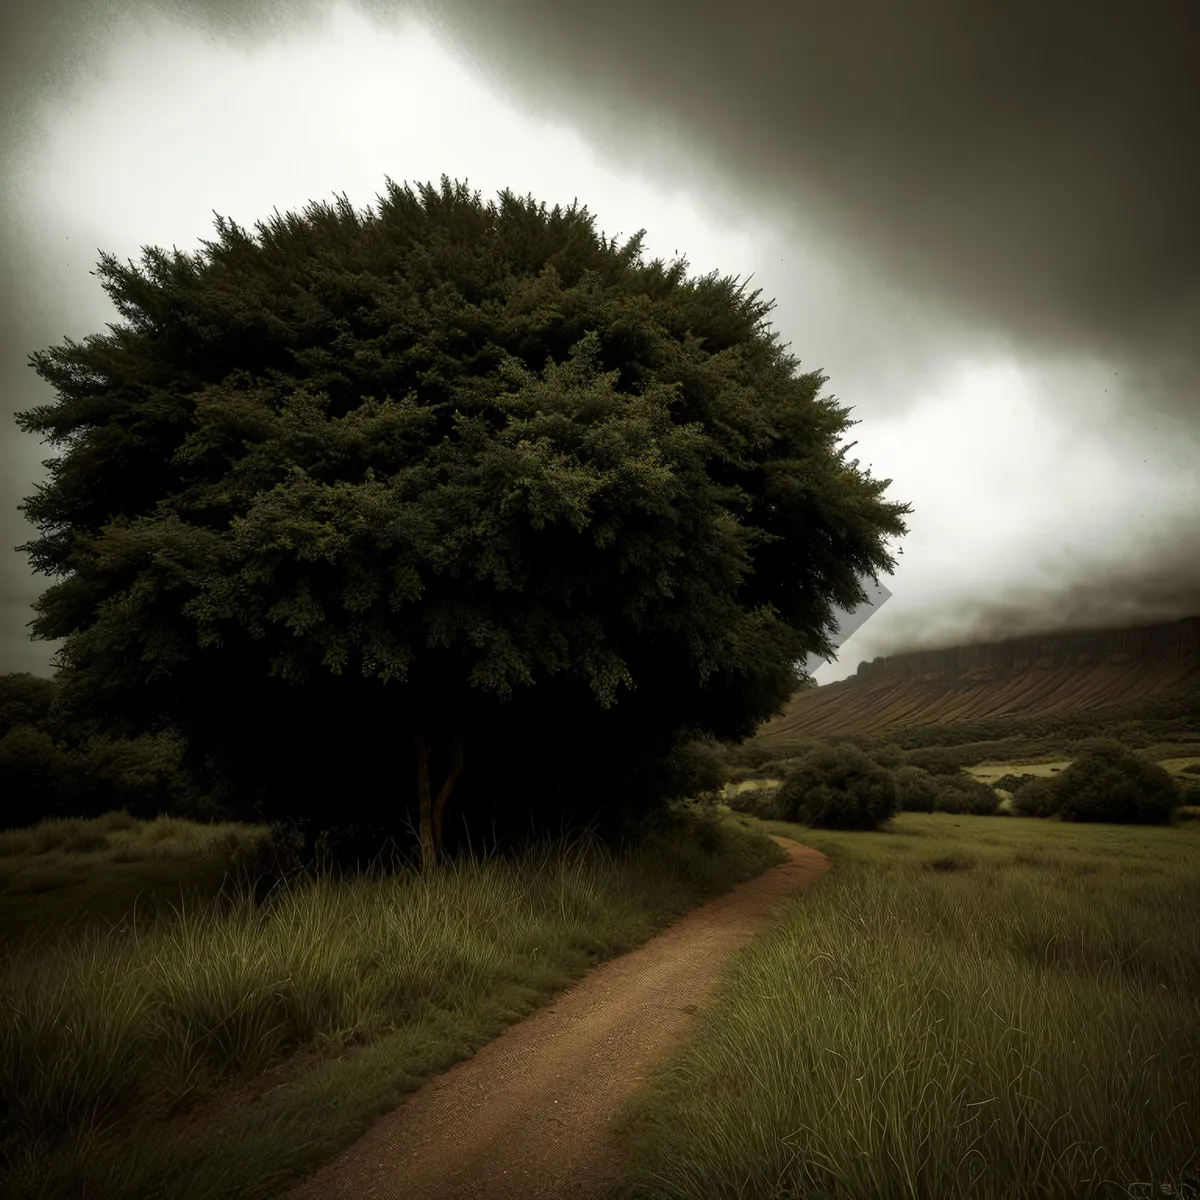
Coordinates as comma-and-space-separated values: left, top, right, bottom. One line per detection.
993, 772, 1039, 793
891, 764, 939, 813
0, 673, 216, 831
929, 772, 1002, 816
13, 176, 909, 851
867, 740, 905, 769
1010, 776, 1065, 818
773, 744, 898, 829
902, 746, 969, 775
1052, 738, 1183, 825
658, 738, 728, 805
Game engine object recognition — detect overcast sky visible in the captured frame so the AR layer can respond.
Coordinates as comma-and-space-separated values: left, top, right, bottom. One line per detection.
2, 0, 1198, 686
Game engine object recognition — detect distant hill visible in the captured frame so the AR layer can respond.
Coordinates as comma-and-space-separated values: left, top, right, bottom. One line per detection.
758, 616, 1200, 742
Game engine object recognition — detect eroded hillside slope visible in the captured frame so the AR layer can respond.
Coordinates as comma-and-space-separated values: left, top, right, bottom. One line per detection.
759, 616, 1200, 742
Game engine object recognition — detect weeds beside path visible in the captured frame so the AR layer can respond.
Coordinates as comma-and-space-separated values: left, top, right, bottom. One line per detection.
285, 837, 830, 1200
0, 809, 793, 1198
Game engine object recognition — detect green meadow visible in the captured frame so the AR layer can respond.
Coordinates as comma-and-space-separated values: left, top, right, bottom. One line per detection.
0, 803, 783, 1199
607, 809, 1200, 1200
2, 712, 1198, 1199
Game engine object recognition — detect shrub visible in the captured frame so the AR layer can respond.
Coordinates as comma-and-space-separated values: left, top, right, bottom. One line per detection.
74, 730, 197, 821
993, 772, 1040, 793
824, 733, 873, 752
774, 745, 897, 830
663, 737, 728, 802
868, 742, 906, 770
1011, 776, 1063, 818
722, 788, 756, 815
724, 743, 776, 770
725, 765, 767, 785
892, 765, 939, 813
1053, 741, 1184, 825
1180, 762, 1200, 776
903, 746, 969, 775
931, 774, 1001, 816
0, 710, 221, 832
756, 760, 790, 778
1104, 724, 1153, 749
0, 673, 56, 739
722, 784, 783, 820
1068, 736, 1130, 759
750, 740, 823, 769
0, 724, 74, 830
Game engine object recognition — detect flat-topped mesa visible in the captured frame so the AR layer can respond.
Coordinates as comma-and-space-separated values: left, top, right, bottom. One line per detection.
851, 615, 1200, 686
759, 615, 1200, 740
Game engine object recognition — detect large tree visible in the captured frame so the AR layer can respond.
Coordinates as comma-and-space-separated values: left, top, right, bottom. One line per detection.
14, 176, 911, 867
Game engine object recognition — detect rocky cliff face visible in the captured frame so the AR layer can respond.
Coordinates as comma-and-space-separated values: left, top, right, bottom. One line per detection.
850, 616, 1200, 685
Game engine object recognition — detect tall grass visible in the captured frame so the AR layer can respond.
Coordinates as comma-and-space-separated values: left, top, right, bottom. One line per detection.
0, 814, 268, 953
0, 805, 784, 1199
609, 814, 1200, 1200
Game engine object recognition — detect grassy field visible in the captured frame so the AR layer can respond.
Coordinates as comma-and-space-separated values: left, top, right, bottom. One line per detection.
605, 809, 1200, 1200
0, 812, 267, 951
4, 701, 1199, 1199
0, 804, 785, 1199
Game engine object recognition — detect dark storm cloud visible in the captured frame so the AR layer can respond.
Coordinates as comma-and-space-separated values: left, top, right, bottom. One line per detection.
1, 0, 1197, 679
6, 0, 1197, 411
413, 0, 1200, 420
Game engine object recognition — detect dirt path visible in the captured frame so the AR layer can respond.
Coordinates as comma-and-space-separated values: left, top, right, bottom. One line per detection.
286, 836, 829, 1200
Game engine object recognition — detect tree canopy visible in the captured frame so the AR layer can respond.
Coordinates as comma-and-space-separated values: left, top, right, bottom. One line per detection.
15, 175, 911, 864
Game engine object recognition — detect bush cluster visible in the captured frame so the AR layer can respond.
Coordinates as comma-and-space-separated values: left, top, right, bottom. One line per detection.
1, 674, 221, 831
727, 725, 1198, 829
993, 772, 1039, 793
1051, 738, 1183, 825
892, 765, 939, 813
930, 773, 1001, 816
726, 743, 1017, 826
867, 741, 906, 769
1010, 776, 1063, 818
903, 746, 973, 775
722, 742, 777, 770
723, 785, 779, 818
1007, 739, 1185, 824
772, 745, 897, 830
1177, 783, 1200, 807
756, 756, 810, 779
662, 737, 729, 804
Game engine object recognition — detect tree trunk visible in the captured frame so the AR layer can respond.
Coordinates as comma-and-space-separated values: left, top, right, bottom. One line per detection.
432, 730, 465, 858
414, 728, 436, 872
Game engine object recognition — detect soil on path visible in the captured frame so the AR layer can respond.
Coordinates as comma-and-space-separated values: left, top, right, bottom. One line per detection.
286, 835, 830, 1200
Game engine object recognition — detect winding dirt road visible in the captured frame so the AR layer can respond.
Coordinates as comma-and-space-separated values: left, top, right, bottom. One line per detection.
286, 835, 829, 1200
